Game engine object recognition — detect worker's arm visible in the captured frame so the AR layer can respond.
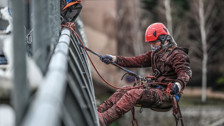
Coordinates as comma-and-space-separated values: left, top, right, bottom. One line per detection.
171, 51, 192, 91
115, 51, 152, 68
101, 51, 152, 68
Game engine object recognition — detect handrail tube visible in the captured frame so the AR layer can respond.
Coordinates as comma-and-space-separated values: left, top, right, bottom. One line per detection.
12, 0, 29, 125
22, 28, 71, 126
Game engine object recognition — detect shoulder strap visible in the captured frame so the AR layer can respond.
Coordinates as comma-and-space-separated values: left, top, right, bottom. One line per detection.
165, 47, 189, 62
161, 51, 171, 62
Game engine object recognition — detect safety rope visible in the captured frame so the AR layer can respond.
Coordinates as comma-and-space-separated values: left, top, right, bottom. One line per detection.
167, 83, 184, 126
61, 23, 168, 90
131, 107, 138, 126
172, 97, 184, 126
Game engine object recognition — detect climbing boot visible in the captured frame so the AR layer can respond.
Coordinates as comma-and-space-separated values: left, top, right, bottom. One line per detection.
97, 88, 127, 113
98, 112, 106, 126
98, 105, 122, 126
99, 89, 144, 125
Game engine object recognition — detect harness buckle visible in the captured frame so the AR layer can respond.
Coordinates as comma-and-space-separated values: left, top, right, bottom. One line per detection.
153, 69, 161, 78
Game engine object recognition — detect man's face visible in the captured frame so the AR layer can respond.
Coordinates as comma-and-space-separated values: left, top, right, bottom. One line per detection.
149, 40, 169, 46
150, 41, 161, 46
149, 41, 168, 52
149, 40, 161, 52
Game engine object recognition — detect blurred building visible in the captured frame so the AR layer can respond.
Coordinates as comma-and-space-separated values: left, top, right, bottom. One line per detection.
81, 0, 146, 90
81, 0, 122, 90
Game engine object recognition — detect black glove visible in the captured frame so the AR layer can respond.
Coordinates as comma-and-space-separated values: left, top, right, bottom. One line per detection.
100, 54, 116, 64
170, 82, 181, 95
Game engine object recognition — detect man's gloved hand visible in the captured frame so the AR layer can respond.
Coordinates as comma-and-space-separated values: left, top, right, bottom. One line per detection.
100, 54, 117, 64
170, 82, 182, 95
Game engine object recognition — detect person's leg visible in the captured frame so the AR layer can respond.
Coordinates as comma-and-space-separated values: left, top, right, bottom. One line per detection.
138, 88, 173, 109
97, 86, 131, 113
98, 88, 144, 126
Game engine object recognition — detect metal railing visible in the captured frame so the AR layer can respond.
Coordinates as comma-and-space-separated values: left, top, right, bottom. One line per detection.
11, 0, 28, 125
31, 0, 60, 72
7, 0, 99, 126
23, 28, 70, 126
65, 24, 99, 126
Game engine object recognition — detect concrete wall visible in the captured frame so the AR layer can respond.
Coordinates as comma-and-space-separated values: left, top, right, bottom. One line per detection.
119, 106, 224, 126
81, 0, 116, 34
81, 0, 131, 88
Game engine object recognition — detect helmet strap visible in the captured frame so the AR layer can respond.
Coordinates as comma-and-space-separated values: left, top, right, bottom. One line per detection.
157, 35, 168, 50
158, 35, 168, 45
158, 35, 175, 53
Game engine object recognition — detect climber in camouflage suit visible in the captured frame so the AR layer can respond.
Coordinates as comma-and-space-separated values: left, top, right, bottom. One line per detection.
98, 23, 192, 126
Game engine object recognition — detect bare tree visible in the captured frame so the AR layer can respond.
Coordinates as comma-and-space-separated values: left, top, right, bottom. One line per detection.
164, 0, 173, 35
189, 0, 221, 102
198, 0, 207, 102
116, 0, 144, 75
116, 0, 143, 56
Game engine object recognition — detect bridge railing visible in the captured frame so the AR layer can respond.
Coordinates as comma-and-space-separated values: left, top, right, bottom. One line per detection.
8, 0, 98, 125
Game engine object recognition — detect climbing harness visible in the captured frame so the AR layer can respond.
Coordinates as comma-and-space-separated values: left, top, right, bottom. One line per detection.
61, 22, 184, 126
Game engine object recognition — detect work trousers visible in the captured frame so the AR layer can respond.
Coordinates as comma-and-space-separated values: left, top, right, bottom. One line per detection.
98, 86, 173, 126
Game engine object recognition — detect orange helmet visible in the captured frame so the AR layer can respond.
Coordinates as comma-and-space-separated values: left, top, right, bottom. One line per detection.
145, 23, 170, 43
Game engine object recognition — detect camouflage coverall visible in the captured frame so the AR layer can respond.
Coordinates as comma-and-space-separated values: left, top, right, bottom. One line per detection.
98, 47, 192, 126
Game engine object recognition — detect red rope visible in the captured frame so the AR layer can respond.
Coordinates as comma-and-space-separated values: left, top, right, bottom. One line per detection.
131, 107, 139, 126
61, 24, 168, 90
165, 82, 173, 94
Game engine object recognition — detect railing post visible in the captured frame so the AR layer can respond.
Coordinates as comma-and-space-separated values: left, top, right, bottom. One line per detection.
48, 0, 60, 45
11, 0, 29, 125
55, 0, 61, 39
31, 0, 50, 73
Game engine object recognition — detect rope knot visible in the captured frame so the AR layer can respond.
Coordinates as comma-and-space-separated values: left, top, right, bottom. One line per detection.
165, 82, 173, 94
63, 22, 76, 30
